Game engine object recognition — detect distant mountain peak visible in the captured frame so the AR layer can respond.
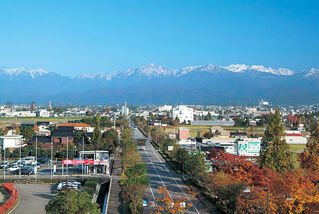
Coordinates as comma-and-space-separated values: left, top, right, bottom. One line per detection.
304, 68, 319, 78
0, 67, 49, 78
248, 65, 294, 75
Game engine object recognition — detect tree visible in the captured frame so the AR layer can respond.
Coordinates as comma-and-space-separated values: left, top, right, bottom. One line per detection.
234, 117, 244, 127
299, 121, 319, 171
260, 109, 293, 173
173, 147, 190, 173
122, 184, 146, 214
154, 186, 194, 214
46, 190, 100, 214
184, 151, 207, 179
20, 126, 34, 142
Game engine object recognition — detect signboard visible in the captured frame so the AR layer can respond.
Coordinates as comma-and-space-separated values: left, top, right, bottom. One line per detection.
168, 146, 174, 151
237, 141, 260, 156
62, 159, 108, 165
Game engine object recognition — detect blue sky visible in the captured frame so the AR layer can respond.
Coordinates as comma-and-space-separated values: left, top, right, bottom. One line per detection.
0, 0, 318, 76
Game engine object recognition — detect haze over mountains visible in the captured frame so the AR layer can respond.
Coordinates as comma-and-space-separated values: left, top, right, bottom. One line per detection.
1, 64, 319, 105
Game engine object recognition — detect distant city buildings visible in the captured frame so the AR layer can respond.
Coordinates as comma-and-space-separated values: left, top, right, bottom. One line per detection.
121, 101, 129, 116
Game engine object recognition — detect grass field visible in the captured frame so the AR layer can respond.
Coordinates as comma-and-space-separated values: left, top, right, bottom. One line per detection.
289, 144, 306, 152
0, 116, 85, 128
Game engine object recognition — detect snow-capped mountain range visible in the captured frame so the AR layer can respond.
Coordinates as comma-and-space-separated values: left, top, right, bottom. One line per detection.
77, 63, 299, 80
1, 63, 317, 80
0, 63, 319, 105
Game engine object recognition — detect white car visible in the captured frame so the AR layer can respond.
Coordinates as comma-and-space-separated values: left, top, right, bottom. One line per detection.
0, 161, 8, 168
7, 165, 19, 172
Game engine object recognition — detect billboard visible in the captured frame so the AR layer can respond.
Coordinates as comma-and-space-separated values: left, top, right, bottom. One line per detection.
62, 159, 108, 165
237, 140, 261, 156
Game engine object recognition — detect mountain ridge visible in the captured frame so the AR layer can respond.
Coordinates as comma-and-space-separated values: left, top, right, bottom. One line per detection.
0, 63, 319, 105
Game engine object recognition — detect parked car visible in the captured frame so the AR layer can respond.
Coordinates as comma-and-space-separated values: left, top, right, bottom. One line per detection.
0, 161, 8, 168
23, 156, 35, 165
13, 160, 25, 167
7, 165, 20, 172
20, 166, 34, 175
37, 157, 51, 164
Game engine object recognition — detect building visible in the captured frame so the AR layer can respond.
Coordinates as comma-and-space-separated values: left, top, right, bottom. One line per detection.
158, 105, 172, 112
178, 127, 190, 140
0, 135, 25, 150
172, 105, 194, 124
79, 150, 110, 175
121, 101, 129, 116
210, 126, 230, 137
58, 122, 94, 132
51, 126, 75, 145
36, 109, 50, 117
285, 131, 307, 144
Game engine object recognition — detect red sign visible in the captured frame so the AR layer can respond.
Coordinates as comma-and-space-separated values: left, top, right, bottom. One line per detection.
62, 159, 108, 165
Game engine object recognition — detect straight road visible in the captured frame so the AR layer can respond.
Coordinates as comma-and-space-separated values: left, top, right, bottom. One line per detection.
130, 120, 210, 213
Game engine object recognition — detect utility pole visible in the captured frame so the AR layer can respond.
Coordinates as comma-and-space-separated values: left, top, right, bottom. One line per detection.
19, 140, 21, 179
3, 147, 5, 180
66, 136, 68, 176
82, 137, 84, 181
50, 137, 53, 182
267, 177, 269, 214
35, 137, 37, 182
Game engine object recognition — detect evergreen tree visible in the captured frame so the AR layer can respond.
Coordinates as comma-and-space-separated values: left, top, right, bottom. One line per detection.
260, 109, 293, 173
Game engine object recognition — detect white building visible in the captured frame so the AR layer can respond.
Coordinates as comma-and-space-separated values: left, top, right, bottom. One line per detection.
121, 101, 129, 116
0, 135, 25, 150
6, 111, 36, 117
158, 105, 172, 112
285, 131, 307, 144
172, 105, 194, 124
36, 109, 50, 117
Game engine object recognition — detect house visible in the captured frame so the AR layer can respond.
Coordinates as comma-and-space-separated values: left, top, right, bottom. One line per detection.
285, 131, 307, 144
230, 131, 247, 138
210, 126, 230, 137
58, 122, 94, 132
51, 126, 75, 145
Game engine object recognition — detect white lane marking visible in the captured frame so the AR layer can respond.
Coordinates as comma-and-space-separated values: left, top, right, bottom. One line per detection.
148, 141, 200, 214
141, 148, 173, 199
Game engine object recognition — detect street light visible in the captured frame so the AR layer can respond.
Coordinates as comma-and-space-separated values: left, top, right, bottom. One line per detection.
243, 177, 293, 214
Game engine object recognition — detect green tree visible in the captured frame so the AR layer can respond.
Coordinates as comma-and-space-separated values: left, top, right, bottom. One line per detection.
185, 151, 207, 179
20, 126, 34, 142
260, 109, 293, 173
173, 147, 190, 173
46, 190, 100, 214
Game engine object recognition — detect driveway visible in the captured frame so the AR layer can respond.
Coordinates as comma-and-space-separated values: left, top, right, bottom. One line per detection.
12, 184, 55, 214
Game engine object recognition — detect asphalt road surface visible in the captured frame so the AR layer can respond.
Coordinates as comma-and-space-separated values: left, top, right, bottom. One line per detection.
130, 121, 210, 214
12, 184, 55, 214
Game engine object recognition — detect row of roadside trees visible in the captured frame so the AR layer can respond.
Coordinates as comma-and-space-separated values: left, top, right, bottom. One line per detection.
133, 110, 319, 213
120, 128, 149, 214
